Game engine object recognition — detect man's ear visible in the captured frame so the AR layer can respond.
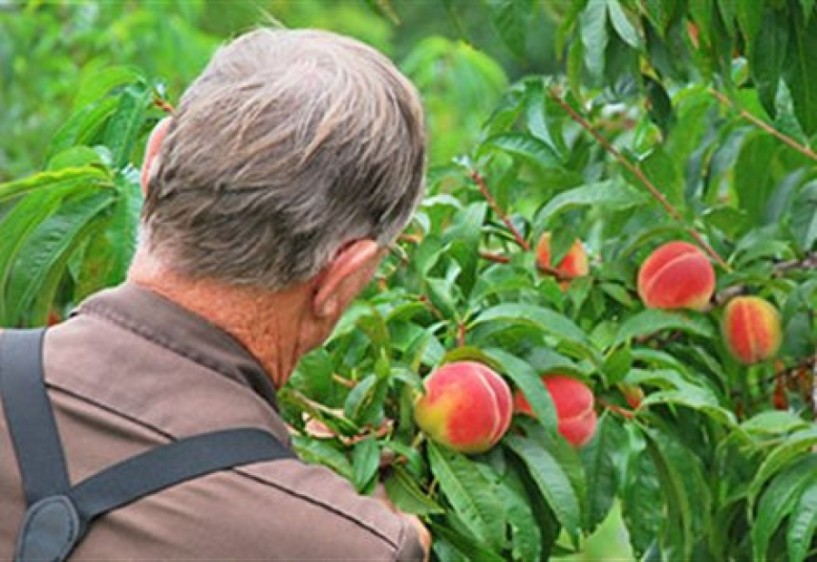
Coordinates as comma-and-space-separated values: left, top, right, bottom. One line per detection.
313, 239, 385, 319
140, 117, 173, 196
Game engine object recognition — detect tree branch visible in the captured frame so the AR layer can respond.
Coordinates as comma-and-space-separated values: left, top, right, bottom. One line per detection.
470, 170, 531, 251
548, 87, 730, 272
710, 89, 817, 164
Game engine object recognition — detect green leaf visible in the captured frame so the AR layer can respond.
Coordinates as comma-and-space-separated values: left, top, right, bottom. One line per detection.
483, 347, 557, 428
290, 435, 354, 481
472, 303, 599, 363
429, 523, 505, 562
73, 171, 142, 300
73, 66, 144, 110
750, 5, 788, 117
639, 147, 683, 208
790, 180, 817, 250
47, 146, 105, 171
645, 427, 710, 561
535, 180, 646, 226
0, 166, 110, 203
352, 437, 380, 494
608, 0, 643, 49
748, 426, 817, 509
580, 415, 618, 532
427, 442, 506, 551
47, 97, 119, 160
620, 430, 662, 557
290, 348, 336, 405
6, 189, 115, 325
785, 6, 817, 135
740, 411, 811, 435
505, 434, 582, 540
733, 132, 778, 224
787, 476, 817, 562
498, 479, 542, 561
384, 465, 445, 516
752, 456, 817, 561
343, 373, 389, 427
613, 309, 714, 346
103, 85, 152, 168
490, 0, 532, 58
579, 0, 608, 83
736, 0, 763, 56
640, 382, 736, 426
478, 132, 562, 169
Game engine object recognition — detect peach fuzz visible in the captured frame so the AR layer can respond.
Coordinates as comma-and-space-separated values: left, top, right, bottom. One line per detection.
637, 241, 715, 310
535, 232, 589, 280
514, 374, 597, 447
414, 361, 512, 454
721, 296, 782, 365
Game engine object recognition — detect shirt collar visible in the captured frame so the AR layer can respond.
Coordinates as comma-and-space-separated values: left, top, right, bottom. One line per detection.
75, 282, 280, 411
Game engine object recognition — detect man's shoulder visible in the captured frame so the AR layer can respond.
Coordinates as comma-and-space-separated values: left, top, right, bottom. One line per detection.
145, 452, 416, 560
230, 460, 406, 552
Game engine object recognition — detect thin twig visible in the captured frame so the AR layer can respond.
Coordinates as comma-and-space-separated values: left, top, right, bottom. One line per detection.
548, 88, 730, 272
470, 170, 531, 251
479, 250, 511, 264
710, 89, 817, 164
713, 252, 817, 306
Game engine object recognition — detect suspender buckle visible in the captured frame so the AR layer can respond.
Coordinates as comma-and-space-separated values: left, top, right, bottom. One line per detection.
15, 494, 85, 562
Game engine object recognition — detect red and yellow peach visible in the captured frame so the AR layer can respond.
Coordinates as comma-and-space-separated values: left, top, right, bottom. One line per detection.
637, 241, 715, 310
513, 374, 597, 447
414, 361, 512, 454
721, 296, 782, 365
535, 233, 589, 280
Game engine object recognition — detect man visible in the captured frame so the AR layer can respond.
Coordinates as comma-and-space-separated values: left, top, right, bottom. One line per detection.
0, 28, 429, 560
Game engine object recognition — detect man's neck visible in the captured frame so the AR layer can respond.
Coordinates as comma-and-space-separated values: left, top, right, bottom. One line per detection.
127, 248, 316, 388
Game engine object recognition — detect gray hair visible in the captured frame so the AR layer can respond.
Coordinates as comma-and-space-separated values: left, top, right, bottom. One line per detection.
142, 28, 426, 289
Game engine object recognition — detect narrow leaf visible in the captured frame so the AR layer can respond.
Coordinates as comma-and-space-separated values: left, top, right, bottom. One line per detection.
505, 434, 582, 540
427, 442, 506, 550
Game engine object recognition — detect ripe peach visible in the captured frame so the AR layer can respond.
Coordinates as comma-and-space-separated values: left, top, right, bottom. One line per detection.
637, 241, 715, 310
536, 233, 589, 280
414, 361, 512, 454
514, 374, 597, 447
721, 296, 782, 365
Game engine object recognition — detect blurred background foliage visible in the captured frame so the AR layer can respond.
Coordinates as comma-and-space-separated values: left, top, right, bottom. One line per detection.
0, 0, 556, 180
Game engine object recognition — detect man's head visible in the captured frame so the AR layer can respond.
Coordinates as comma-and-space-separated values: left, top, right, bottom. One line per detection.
140, 28, 426, 293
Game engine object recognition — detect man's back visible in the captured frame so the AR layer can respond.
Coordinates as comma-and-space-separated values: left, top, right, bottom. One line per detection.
0, 284, 423, 560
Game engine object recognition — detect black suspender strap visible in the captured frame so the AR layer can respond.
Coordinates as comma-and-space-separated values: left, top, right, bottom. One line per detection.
0, 329, 70, 505
67, 428, 294, 523
0, 329, 296, 562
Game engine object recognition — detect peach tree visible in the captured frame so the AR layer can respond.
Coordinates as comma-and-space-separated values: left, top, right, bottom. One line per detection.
2, 1, 817, 560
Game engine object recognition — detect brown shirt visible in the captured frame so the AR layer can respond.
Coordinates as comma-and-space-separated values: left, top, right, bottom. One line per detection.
0, 283, 424, 561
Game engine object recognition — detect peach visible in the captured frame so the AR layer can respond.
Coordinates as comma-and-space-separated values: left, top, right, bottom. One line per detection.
514, 374, 597, 447
637, 241, 715, 310
721, 296, 782, 365
414, 361, 512, 454
536, 232, 589, 280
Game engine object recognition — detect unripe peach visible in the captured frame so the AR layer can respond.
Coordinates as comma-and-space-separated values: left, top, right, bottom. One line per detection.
414, 361, 512, 454
637, 241, 715, 310
513, 374, 597, 447
536, 233, 589, 280
721, 296, 782, 365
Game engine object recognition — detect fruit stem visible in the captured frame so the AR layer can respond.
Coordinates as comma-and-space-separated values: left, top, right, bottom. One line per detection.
152, 96, 175, 114
548, 87, 730, 273
469, 170, 531, 251
710, 89, 817, 164
597, 398, 635, 420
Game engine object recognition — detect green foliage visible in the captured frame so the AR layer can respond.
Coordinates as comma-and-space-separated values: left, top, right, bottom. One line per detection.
3, 1, 817, 560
